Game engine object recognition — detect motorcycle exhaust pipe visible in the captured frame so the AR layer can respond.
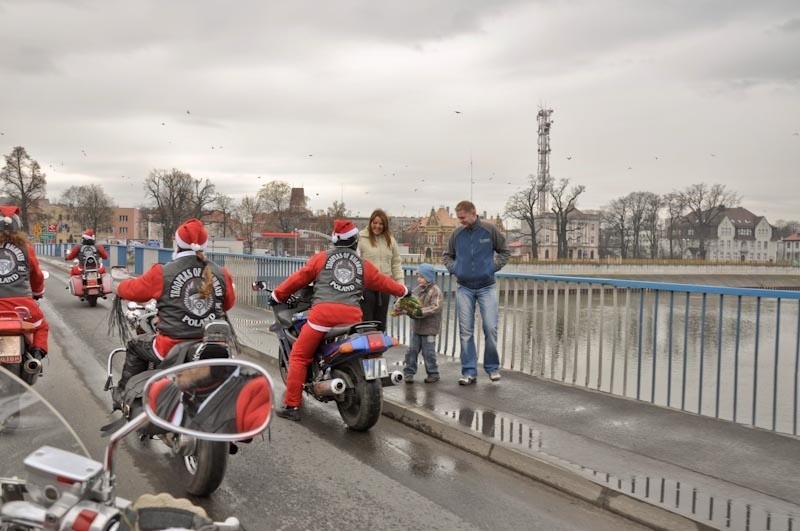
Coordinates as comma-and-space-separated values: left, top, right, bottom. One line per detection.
22, 354, 42, 386
311, 378, 346, 397
380, 370, 404, 387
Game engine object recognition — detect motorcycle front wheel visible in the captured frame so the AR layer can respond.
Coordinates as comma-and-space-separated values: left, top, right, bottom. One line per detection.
177, 439, 228, 496
332, 361, 383, 432
278, 342, 289, 384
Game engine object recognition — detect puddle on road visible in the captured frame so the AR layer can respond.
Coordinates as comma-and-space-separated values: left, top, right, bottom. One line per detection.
428, 405, 798, 531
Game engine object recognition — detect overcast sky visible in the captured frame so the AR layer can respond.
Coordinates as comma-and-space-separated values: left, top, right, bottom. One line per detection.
1, 0, 798, 225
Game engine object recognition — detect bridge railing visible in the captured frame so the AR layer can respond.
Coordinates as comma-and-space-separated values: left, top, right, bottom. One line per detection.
34, 244, 800, 436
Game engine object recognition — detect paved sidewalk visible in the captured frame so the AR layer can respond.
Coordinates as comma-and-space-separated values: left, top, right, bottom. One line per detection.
38, 257, 799, 531
226, 302, 799, 531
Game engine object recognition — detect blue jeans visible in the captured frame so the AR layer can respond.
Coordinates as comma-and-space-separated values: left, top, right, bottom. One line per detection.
456, 284, 499, 377
403, 333, 439, 377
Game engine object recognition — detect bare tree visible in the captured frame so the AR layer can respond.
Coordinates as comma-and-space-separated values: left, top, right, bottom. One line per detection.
550, 178, 585, 259
627, 192, 652, 259
326, 200, 351, 219
504, 174, 550, 259
189, 178, 217, 219
58, 185, 115, 236
258, 181, 295, 232
0, 146, 47, 231
214, 194, 235, 237
602, 197, 630, 259
143, 168, 212, 248
642, 192, 663, 259
231, 195, 264, 254
663, 192, 686, 259
678, 183, 741, 259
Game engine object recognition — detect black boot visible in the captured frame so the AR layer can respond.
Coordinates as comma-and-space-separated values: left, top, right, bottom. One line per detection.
275, 405, 301, 421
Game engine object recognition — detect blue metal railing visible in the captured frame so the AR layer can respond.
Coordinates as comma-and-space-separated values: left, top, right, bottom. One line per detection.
34, 244, 800, 436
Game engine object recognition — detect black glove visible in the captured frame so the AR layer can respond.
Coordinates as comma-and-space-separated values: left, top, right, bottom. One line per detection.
252, 281, 268, 291
33, 294, 42, 301
30, 347, 47, 360
267, 295, 280, 307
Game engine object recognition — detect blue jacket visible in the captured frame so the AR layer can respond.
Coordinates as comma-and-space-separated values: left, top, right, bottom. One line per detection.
442, 218, 510, 289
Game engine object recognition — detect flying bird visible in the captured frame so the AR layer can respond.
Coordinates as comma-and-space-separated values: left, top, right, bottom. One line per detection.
710, 153, 716, 157
186, 110, 191, 114
654, 156, 659, 160
566, 156, 572, 160
793, 132, 799, 136
454, 110, 461, 114
627, 166, 632, 170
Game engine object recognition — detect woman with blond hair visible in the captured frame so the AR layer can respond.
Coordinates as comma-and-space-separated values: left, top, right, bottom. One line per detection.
358, 209, 404, 330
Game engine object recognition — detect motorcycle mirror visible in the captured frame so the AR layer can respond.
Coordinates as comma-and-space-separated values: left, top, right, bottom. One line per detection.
110, 266, 130, 280
142, 359, 274, 441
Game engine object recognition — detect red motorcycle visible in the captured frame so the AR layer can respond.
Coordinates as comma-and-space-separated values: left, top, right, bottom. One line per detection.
68, 252, 112, 307
0, 307, 43, 387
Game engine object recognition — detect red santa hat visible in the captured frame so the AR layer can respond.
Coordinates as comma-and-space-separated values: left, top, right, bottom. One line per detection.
82, 229, 95, 241
331, 219, 358, 242
175, 219, 208, 251
0, 206, 21, 232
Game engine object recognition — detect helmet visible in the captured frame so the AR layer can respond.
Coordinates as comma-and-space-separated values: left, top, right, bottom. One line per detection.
0, 206, 22, 232
331, 219, 359, 250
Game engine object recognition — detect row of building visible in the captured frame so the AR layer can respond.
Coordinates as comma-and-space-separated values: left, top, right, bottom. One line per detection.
23, 196, 800, 264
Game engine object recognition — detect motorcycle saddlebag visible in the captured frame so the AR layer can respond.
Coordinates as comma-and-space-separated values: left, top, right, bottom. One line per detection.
101, 273, 112, 295
70, 275, 84, 296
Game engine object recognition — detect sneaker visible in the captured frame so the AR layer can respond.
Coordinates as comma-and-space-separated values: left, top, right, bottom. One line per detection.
424, 375, 440, 383
276, 405, 301, 421
458, 375, 476, 386
489, 372, 502, 382
404, 375, 414, 384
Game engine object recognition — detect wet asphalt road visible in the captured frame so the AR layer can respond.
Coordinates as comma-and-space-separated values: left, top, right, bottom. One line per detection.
26, 261, 646, 530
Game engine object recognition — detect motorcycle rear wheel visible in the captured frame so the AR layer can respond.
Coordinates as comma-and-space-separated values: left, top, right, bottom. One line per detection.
332, 362, 383, 432
178, 439, 228, 496
87, 295, 98, 307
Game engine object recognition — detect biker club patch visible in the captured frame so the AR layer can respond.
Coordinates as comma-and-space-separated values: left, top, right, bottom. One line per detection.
169, 267, 222, 321
0, 243, 27, 284
325, 252, 363, 293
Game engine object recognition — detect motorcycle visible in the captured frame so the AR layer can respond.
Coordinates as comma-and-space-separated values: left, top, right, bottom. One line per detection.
252, 281, 404, 431
105, 301, 242, 496
0, 272, 50, 389
68, 251, 112, 307
0, 358, 274, 530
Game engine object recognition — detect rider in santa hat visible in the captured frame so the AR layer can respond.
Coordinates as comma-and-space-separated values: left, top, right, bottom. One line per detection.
65, 229, 109, 276
113, 219, 236, 399
268, 219, 410, 421
0, 206, 49, 372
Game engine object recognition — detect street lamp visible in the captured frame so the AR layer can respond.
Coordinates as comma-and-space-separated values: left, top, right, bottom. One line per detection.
294, 228, 332, 257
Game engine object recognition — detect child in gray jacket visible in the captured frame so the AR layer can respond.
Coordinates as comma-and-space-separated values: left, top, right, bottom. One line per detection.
393, 263, 443, 383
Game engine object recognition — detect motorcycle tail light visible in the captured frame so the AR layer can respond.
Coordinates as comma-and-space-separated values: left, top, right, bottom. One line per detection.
367, 333, 387, 352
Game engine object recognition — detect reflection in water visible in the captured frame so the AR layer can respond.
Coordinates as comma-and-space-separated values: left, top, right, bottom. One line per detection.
485, 287, 800, 435
438, 406, 798, 531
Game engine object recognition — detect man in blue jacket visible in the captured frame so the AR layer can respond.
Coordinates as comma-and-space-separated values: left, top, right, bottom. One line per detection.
442, 200, 510, 385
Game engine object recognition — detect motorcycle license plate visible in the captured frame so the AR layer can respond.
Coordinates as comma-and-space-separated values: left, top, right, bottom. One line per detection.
0, 336, 22, 364
362, 358, 388, 380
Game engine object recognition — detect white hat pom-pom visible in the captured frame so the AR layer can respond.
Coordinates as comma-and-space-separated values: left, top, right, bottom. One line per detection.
190, 243, 202, 251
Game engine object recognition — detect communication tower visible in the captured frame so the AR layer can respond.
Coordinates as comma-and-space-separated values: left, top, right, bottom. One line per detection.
537, 107, 553, 214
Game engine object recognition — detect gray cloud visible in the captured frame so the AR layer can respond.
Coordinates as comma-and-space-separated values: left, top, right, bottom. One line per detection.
1, 0, 798, 223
